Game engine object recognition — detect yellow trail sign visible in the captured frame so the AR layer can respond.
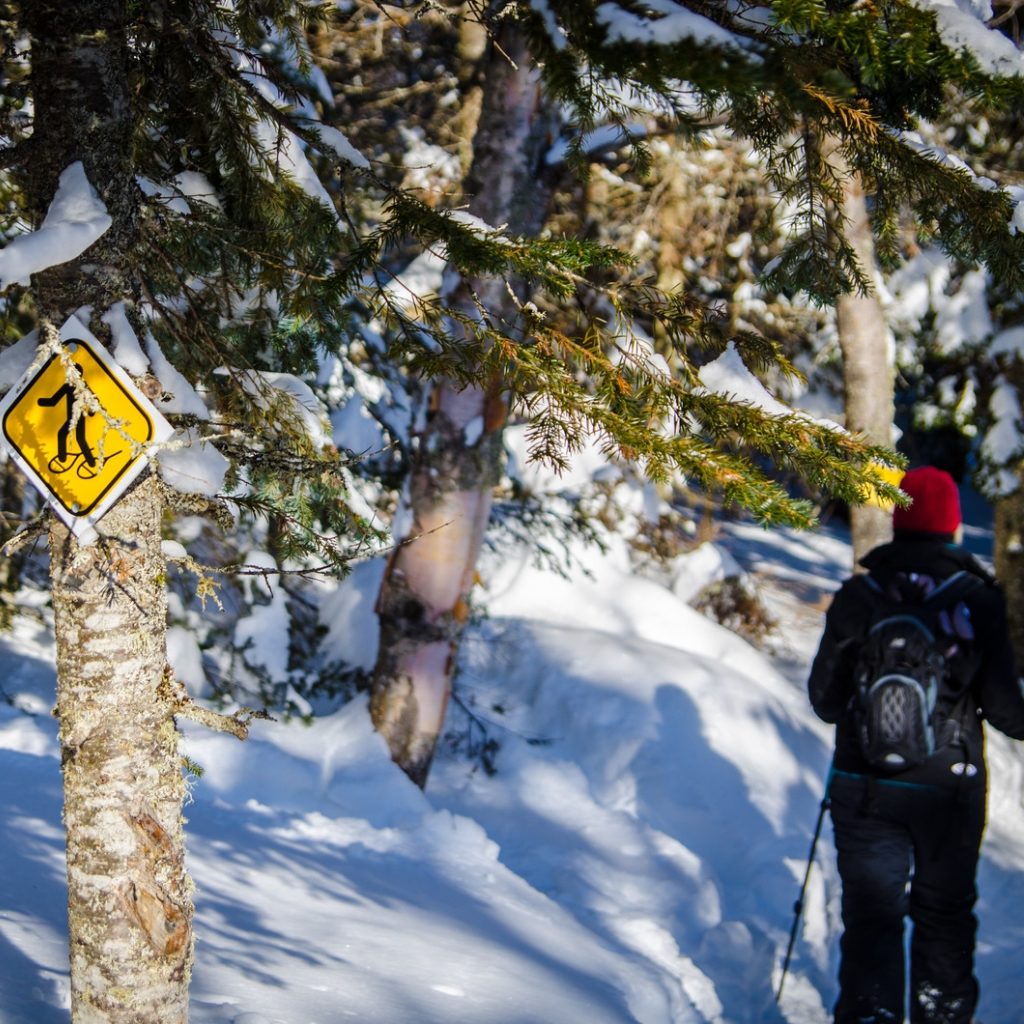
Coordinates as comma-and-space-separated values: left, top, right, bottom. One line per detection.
0, 316, 173, 538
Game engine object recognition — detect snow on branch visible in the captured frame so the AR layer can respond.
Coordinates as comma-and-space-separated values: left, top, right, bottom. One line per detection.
595, 0, 751, 52
219, 367, 332, 449
897, 128, 1024, 235
157, 428, 230, 498
529, 0, 568, 50
312, 123, 370, 170
0, 162, 112, 289
545, 122, 649, 167
226, 40, 367, 213
910, 0, 1024, 76
137, 171, 224, 215
697, 342, 842, 432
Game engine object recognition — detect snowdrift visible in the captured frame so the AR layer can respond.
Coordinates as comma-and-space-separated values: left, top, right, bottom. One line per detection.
2, 524, 1024, 1023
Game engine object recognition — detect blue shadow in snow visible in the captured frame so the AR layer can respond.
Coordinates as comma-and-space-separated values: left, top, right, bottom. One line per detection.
632, 683, 833, 1024
0, 744, 70, 1024
184, 791, 633, 1024
442, 618, 835, 1024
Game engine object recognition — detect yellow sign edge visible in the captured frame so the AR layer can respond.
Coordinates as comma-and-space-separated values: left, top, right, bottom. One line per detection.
0, 315, 175, 541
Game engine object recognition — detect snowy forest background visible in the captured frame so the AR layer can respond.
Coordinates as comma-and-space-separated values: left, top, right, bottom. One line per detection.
5, 0, 1024, 1021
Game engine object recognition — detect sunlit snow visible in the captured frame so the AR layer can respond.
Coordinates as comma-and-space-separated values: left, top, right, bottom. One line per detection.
2, 480, 1023, 1024
0, 162, 112, 289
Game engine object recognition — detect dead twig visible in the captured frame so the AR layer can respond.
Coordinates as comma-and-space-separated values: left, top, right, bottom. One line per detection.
160, 666, 274, 740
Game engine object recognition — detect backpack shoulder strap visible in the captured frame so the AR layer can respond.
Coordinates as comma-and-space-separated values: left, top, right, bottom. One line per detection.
859, 573, 883, 594
923, 570, 984, 610
853, 572, 904, 614
856, 569, 983, 605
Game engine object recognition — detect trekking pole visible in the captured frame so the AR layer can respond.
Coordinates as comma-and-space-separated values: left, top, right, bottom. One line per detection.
776, 772, 832, 1004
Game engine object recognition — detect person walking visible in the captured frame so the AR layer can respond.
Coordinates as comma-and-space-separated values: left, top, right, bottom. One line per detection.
807, 465, 1024, 1024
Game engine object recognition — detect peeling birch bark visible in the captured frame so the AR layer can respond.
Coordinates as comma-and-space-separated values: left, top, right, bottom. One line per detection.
372, 380, 507, 784
370, 24, 558, 785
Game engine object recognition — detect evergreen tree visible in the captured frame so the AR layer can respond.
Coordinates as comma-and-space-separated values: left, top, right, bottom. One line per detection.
358, 0, 1024, 782
22, 6, 194, 1019
5, 0, 1024, 1011
0, 2, 381, 1017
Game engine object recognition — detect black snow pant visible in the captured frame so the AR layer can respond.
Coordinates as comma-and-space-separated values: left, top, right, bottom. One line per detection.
829, 770, 986, 1024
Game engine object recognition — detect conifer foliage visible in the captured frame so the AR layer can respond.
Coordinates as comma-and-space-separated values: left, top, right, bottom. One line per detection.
3, 0, 1024, 1015
0, 2, 384, 1018
356, 0, 1024, 527
517, 0, 1024, 301
359, 0, 1024, 783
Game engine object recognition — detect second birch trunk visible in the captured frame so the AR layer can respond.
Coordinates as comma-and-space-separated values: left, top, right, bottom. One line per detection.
370, 24, 557, 785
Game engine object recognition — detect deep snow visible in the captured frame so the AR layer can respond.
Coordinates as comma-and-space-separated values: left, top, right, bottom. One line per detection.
2, 517, 1024, 1024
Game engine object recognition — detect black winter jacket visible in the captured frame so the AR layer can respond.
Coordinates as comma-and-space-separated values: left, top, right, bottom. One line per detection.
808, 536, 1024, 784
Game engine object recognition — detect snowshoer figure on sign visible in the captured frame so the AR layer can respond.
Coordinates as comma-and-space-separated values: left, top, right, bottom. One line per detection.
808, 465, 1024, 1024
38, 363, 96, 467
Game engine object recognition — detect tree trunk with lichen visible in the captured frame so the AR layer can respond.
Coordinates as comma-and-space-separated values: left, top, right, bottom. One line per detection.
370, 23, 557, 786
836, 167, 895, 567
51, 476, 191, 1023
25, 2, 193, 1019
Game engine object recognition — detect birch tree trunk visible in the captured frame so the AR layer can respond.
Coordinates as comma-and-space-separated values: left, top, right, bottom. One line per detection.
993, 469, 1024, 668
26, 3, 193, 1018
835, 168, 895, 566
370, 23, 557, 786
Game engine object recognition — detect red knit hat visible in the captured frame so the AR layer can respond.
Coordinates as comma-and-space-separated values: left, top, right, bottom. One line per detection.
892, 466, 961, 536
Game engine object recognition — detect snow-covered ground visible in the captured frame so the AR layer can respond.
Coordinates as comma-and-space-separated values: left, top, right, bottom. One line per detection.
2, 518, 1024, 1024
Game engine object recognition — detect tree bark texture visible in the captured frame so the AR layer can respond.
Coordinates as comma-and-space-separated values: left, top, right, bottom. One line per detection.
835, 167, 895, 567
26, 1, 137, 314
25, 2, 193, 1019
993, 473, 1024, 670
51, 476, 191, 1024
370, 23, 558, 786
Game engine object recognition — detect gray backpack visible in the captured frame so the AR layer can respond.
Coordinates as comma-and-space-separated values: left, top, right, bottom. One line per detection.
853, 571, 979, 771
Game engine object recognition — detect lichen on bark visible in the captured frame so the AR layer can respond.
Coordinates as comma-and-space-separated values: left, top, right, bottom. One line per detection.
23, 2, 195, 1018
52, 472, 192, 1022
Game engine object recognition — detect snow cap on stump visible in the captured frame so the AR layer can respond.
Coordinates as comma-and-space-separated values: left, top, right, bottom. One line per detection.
893, 466, 961, 536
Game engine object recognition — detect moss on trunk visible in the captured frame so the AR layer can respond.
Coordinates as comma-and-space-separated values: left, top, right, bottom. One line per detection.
52, 473, 191, 1022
